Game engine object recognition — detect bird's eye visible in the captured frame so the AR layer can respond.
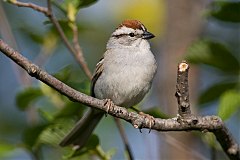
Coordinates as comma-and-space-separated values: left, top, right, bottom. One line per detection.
129, 33, 135, 37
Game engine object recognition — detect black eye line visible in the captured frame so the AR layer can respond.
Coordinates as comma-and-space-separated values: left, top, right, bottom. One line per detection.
113, 33, 140, 38
112, 34, 127, 38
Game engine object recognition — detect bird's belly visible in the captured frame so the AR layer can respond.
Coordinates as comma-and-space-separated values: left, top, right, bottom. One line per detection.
94, 65, 154, 108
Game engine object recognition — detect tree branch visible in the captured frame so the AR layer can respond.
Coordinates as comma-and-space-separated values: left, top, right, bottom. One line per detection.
174, 61, 239, 160
175, 61, 191, 117
0, 39, 239, 160
7, 0, 92, 79
71, 22, 92, 79
7, 0, 49, 14
46, 0, 92, 79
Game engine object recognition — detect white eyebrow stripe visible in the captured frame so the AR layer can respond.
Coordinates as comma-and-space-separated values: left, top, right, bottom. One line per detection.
112, 26, 135, 36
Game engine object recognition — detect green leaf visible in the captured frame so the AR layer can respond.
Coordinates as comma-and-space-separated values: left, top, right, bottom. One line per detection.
38, 108, 55, 122
85, 134, 100, 150
78, 0, 98, 8
51, 20, 73, 38
208, 1, 240, 23
58, 0, 98, 22
143, 107, 170, 119
218, 90, 240, 120
185, 40, 240, 73
16, 87, 43, 110
42, 31, 58, 54
198, 82, 237, 105
0, 143, 15, 155
61, 0, 98, 11
202, 132, 221, 150
44, 19, 86, 39
20, 28, 44, 44
20, 26, 58, 52
64, 134, 100, 159
55, 101, 85, 118
53, 65, 91, 94
53, 65, 72, 83
23, 124, 48, 148
38, 118, 75, 146
40, 83, 66, 108
68, 80, 91, 95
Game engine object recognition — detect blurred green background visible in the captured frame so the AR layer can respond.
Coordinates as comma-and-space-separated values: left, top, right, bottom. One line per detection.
0, 0, 239, 159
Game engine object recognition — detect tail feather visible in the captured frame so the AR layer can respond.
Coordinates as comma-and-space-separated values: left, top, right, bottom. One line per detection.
59, 109, 104, 148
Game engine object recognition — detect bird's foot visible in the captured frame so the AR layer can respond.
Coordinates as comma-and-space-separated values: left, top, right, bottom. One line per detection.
103, 99, 114, 116
139, 112, 155, 133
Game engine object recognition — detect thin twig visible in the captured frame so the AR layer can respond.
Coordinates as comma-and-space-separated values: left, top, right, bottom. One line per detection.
46, 0, 92, 78
114, 118, 134, 160
72, 23, 92, 79
8, 0, 92, 79
0, 39, 239, 160
46, 0, 75, 55
7, 0, 49, 14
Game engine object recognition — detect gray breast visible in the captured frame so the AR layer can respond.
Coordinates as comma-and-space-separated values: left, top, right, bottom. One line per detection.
94, 48, 157, 108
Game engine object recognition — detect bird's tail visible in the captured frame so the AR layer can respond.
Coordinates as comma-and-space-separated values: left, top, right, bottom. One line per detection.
59, 109, 104, 148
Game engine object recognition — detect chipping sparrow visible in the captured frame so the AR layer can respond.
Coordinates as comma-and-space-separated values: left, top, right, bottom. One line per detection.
59, 20, 157, 149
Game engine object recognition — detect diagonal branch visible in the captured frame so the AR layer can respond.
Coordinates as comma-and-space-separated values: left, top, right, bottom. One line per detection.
71, 22, 92, 79
7, 0, 49, 14
46, 0, 92, 79
0, 39, 239, 160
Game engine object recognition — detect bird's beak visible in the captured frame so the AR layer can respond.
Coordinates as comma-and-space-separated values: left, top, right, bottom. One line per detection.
142, 31, 155, 39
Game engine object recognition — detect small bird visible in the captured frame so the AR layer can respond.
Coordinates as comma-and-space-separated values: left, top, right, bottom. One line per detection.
59, 20, 157, 149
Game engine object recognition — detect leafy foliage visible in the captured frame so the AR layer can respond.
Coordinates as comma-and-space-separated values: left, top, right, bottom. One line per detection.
61, 0, 98, 11
186, 40, 239, 74
23, 124, 48, 148
198, 82, 237, 105
38, 118, 75, 146
218, 90, 240, 120
208, 1, 240, 23
185, 0, 240, 120
16, 87, 43, 110
202, 132, 221, 150
20, 20, 85, 53
0, 143, 15, 159
58, 0, 98, 22
15, 65, 95, 158
186, 38, 240, 119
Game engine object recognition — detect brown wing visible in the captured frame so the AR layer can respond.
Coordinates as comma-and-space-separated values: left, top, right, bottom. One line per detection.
91, 58, 104, 97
